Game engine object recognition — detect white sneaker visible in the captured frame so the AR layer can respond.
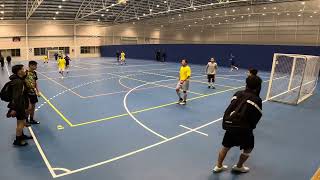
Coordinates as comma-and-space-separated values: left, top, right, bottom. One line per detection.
212, 165, 228, 173
232, 165, 250, 173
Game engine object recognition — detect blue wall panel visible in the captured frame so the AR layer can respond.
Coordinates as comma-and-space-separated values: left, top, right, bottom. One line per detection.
100, 44, 320, 71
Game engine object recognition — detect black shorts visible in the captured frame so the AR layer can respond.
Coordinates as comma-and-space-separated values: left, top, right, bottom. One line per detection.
7, 109, 26, 121
207, 74, 215, 82
28, 94, 38, 104
222, 130, 254, 150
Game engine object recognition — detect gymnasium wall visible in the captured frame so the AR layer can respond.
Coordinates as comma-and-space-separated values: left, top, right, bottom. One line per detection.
0, 21, 105, 61
100, 44, 320, 71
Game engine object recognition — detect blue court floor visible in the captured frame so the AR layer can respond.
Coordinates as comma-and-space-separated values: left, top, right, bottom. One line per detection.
0, 58, 319, 180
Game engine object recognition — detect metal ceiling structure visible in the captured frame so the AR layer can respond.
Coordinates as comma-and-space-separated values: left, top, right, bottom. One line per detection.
0, 0, 317, 24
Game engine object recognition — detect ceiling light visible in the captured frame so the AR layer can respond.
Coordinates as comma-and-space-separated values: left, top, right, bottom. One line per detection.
298, 14, 301, 17
149, 9, 153, 12
232, 9, 235, 12
277, 13, 281, 15
287, 13, 290, 15
241, 16, 244, 18
216, 13, 219, 16
188, 25, 191, 27
106, 9, 109, 11
156, 5, 159, 7
53, 17, 56, 20
101, 14, 105, 17
262, 13, 266, 16
137, 17, 140, 20
164, 1, 167, 3
233, 18, 235, 20
193, 7, 197, 10
1, 4, 4, 7
248, 14, 251, 17
208, 16, 212, 18
58, 5, 62, 8
97, 19, 100, 22
178, 14, 181, 17
111, 4, 115, 6
194, 22, 197, 24
273, 7, 277, 10
301, 2, 305, 5
201, 18, 204, 20
218, 22, 221, 24
62, 0, 66, 1
172, 17, 174, 20
310, 15, 313, 18
1, 17, 3, 20
299, 9, 303, 12
55, 11, 59, 14
263, 7, 266, 10
314, 11, 317, 14
247, 8, 250, 10
143, 13, 146, 16
269, 0, 273, 1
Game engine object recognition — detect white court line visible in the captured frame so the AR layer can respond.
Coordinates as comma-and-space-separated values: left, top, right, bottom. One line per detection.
38, 63, 168, 74
179, 125, 208, 136
54, 76, 284, 178
123, 82, 169, 141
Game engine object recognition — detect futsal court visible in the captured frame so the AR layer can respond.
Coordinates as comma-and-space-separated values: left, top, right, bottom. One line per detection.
0, 57, 319, 180
1, 0, 320, 179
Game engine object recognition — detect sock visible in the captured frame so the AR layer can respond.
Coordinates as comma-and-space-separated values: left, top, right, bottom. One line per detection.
183, 93, 187, 101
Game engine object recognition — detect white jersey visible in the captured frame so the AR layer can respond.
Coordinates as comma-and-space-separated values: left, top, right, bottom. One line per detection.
206, 62, 218, 75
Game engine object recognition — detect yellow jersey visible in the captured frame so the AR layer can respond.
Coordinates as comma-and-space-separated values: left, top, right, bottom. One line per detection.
179, 65, 191, 81
58, 58, 66, 68
44, 56, 48, 61
120, 52, 126, 60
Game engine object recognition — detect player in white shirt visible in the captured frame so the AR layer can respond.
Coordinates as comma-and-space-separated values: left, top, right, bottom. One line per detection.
205, 58, 218, 89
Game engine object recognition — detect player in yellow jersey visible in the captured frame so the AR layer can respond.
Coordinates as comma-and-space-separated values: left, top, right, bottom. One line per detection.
43, 55, 48, 63
57, 56, 66, 77
176, 59, 191, 105
120, 51, 126, 65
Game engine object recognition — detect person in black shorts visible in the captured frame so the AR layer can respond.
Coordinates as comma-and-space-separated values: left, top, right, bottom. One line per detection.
247, 68, 262, 96
212, 76, 262, 173
65, 54, 71, 74
0, 52, 4, 70
116, 51, 120, 62
7, 65, 33, 146
25, 61, 40, 125
6, 55, 12, 66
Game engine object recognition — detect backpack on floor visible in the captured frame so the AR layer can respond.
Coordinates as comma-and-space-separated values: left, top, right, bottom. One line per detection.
0, 81, 13, 102
223, 92, 253, 131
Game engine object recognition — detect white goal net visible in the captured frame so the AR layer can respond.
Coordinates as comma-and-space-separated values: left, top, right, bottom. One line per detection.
48, 50, 64, 61
266, 53, 320, 105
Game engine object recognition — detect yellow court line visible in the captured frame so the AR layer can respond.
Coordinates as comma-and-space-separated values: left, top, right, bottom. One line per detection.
37, 71, 84, 98
40, 92, 73, 127
72, 85, 244, 127
312, 168, 320, 180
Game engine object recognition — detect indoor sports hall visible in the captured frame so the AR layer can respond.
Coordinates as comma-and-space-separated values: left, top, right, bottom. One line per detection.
0, 0, 320, 180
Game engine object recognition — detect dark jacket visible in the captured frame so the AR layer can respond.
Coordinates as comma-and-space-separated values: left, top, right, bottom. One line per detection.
232, 89, 262, 130
8, 74, 28, 113
6, 56, 11, 62
0, 55, 4, 65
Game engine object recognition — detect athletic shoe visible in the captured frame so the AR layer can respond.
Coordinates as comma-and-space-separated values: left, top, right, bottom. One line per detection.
208, 86, 211, 88
13, 140, 28, 147
30, 120, 40, 124
232, 165, 250, 173
212, 86, 216, 89
180, 101, 186, 105
177, 98, 183, 104
212, 165, 228, 173
22, 134, 33, 140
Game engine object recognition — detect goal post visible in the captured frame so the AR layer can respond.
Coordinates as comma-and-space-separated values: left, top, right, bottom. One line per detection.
47, 50, 64, 61
266, 53, 320, 105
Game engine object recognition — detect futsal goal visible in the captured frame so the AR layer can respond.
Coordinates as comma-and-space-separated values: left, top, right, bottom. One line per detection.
266, 53, 320, 105
48, 50, 64, 61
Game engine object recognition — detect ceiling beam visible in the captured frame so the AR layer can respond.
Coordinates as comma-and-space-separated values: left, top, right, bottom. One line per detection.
26, 0, 44, 20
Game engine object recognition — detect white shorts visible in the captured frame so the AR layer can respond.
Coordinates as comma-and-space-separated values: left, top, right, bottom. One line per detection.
59, 67, 65, 71
176, 80, 189, 91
